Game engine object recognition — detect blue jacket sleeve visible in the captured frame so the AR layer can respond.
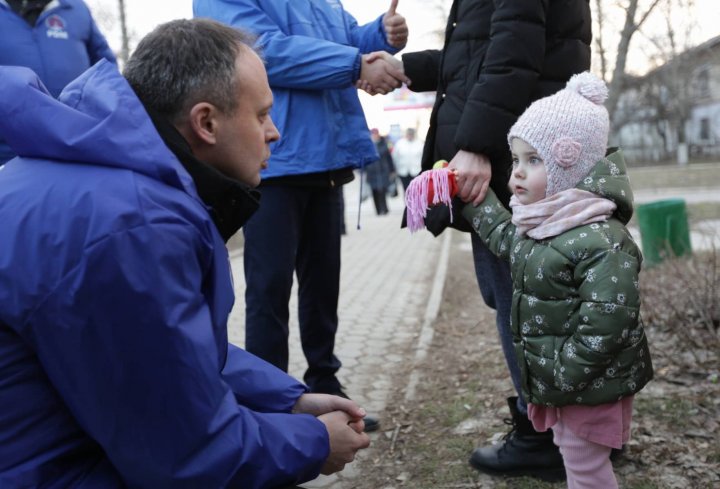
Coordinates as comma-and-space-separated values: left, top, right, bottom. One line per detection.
194, 0, 395, 89
83, 4, 117, 65
345, 13, 398, 56
222, 343, 310, 413
87, 19, 117, 65
26, 222, 328, 489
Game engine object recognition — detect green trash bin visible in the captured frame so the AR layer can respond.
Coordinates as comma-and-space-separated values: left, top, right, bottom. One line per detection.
636, 198, 692, 266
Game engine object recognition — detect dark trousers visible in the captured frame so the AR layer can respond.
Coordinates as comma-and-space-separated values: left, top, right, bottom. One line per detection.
470, 233, 527, 413
371, 188, 388, 215
243, 185, 343, 392
399, 174, 414, 192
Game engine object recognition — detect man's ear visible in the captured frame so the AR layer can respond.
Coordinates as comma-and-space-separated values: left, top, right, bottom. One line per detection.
187, 102, 219, 145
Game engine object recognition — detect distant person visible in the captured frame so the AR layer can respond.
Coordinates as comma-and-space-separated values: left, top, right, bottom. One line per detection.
0, 19, 370, 488
366, 128, 396, 215
193, 0, 410, 432
392, 127, 423, 191
409, 72, 654, 488
0, 0, 116, 164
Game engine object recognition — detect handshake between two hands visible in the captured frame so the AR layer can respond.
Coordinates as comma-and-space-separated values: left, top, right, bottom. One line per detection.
356, 0, 410, 95
357, 51, 409, 96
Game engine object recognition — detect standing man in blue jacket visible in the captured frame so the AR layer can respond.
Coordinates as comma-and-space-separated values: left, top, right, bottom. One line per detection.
0, 0, 116, 164
0, 19, 370, 488
193, 0, 410, 432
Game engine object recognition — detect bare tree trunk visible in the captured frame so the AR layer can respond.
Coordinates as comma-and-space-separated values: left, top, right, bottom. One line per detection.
431, 0, 451, 44
118, 0, 130, 64
606, 0, 663, 121
593, 0, 608, 82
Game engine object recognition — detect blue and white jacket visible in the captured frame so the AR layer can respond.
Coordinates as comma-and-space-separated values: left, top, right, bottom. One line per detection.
193, 0, 398, 177
0, 61, 328, 489
0, 0, 116, 163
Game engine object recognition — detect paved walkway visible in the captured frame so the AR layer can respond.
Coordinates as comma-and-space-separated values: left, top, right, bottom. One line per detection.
227, 176, 448, 487
227, 176, 719, 488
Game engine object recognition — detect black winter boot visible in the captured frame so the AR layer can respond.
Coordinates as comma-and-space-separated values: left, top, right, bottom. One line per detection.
469, 397, 565, 482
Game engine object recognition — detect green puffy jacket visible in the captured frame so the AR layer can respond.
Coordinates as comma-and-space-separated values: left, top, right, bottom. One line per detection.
462, 149, 653, 407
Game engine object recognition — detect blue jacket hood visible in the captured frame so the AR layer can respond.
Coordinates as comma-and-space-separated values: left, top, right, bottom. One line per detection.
0, 61, 195, 195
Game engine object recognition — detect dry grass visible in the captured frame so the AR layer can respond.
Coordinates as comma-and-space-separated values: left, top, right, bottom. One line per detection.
352, 238, 720, 489
641, 250, 720, 361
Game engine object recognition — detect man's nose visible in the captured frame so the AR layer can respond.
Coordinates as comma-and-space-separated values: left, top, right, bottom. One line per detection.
267, 118, 280, 143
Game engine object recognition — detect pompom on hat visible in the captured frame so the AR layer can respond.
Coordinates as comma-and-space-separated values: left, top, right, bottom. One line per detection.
508, 72, 610, 197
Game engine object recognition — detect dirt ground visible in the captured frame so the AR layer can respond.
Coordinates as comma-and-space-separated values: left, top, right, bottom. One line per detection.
352, 232, 720, 489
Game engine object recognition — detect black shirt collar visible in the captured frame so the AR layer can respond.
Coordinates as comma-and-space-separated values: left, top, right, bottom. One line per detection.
144, 106, 260, 242
7, 0, 51, 26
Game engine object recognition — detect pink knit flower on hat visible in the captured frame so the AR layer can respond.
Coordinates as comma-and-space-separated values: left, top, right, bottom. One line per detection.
551, 137, 582, 168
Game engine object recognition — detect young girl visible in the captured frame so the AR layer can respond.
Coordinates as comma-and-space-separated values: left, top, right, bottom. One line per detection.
407, 72, 653, 488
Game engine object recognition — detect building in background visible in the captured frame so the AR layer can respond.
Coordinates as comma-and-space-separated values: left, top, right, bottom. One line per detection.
614, 35, 720, 165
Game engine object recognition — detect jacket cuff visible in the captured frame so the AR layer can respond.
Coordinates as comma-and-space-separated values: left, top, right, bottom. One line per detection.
352, 53, 362, 83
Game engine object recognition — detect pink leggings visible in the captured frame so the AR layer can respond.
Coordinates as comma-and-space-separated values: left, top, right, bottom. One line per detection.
552, 420, 618, 489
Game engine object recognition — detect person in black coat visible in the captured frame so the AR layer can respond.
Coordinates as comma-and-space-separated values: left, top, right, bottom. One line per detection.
395, 0, 592, 481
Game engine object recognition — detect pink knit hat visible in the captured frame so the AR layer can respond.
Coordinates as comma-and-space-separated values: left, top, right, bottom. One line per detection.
508, 72, 610, 197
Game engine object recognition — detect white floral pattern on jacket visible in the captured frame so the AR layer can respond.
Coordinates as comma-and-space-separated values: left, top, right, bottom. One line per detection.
462, 149, 653, 406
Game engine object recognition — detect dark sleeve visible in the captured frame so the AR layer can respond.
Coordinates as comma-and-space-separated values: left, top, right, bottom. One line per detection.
402, 49, 442, 92
454, 0, 549, 161
383, 140, 396, 173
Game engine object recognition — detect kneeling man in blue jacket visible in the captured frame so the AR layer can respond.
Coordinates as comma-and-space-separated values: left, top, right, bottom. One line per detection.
0, 19, 370, 489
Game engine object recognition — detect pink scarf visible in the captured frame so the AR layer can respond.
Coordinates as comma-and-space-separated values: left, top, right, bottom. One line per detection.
509, 189, 617, 240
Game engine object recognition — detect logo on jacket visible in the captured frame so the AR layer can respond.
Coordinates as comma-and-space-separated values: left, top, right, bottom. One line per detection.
325, 0, 342, 10
46, 15, 69, 39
